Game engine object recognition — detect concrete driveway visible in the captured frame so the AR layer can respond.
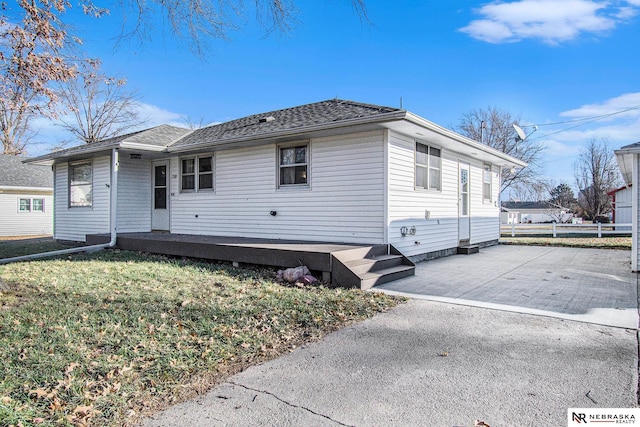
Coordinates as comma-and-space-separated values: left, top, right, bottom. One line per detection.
377, 245, 638, 329
143, 245, 639, 427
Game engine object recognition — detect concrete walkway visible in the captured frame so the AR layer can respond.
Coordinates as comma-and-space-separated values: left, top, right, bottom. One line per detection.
142, 245, 639, 427
377, 245, 638, 329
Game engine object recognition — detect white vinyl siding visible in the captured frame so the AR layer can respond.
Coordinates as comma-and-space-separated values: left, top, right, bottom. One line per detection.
54, 157, 111, 241
0, 192, 53, 236
388, 131, 501, 257
117, 156, 152, 232
388, 131, 459, 257
470, 161, 500, 244
170, 131, 385, 244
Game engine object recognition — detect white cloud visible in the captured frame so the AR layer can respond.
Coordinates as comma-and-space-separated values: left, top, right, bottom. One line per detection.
460, 0, 637, 44
559, 92, 640, 119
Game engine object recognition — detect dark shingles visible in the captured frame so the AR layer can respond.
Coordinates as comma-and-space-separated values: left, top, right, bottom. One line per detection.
0, 155, 53, 188
36, 125, 191, 159
172, 99, 403, 148
620, 141, 640, 150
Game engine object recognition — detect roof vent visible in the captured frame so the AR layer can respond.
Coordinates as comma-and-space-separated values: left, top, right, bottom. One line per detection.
259, 116, 276, 123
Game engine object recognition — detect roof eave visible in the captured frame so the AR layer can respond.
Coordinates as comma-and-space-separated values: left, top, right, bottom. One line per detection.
23, 142, 122, 165
404, 112, 528, 168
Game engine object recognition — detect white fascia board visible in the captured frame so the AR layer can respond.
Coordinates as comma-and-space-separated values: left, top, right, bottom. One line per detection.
0, 186, 53, 192
404, 112, 528, 168
24, 143, 120, 165
120, 142, 169, 152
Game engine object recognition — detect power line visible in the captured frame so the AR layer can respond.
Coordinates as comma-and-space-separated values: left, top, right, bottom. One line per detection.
534, 104, 640, 127
526, 104, 640, 142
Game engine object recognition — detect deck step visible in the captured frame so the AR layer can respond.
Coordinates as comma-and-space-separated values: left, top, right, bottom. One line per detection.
457, 245, 480, 255
360, 265, 416, 290
331, 245, 415, 289
344, 254, 405, 275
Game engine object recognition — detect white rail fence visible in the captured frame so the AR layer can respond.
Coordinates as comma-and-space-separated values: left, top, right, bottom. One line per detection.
501, 223, 632, 238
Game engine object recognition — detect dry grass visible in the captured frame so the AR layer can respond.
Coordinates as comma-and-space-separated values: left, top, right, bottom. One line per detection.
0, 250, 401, 426
500, 236, 632, 250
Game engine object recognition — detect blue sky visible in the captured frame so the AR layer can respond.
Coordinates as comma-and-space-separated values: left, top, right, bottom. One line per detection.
30, 0, 640, 194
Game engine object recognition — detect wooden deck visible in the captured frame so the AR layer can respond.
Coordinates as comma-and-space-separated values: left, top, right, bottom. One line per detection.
87, 232, 368, 272
86, 232, 415, 288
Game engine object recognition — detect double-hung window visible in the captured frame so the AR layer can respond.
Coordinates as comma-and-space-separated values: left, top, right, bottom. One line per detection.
18, 198, 31, 212
415, 142, 441, 191
181, 155, 214, 192
483, 164, 492, 203
69, 162, 93, 207
279, 144, 308, 187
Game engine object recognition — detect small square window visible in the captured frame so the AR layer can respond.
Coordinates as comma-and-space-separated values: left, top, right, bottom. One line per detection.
32, 199, 44, 212
19, 198, 31, 212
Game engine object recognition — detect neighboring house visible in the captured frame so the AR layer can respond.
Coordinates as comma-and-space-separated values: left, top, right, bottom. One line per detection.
0, 155, 53, 236
614, 143, 640, 270
607, 185, 632, 228
26, 99, 525, 262
500, 201, 573, 224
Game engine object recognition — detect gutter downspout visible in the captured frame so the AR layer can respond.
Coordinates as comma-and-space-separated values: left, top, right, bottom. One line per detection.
0, 149, 120, 265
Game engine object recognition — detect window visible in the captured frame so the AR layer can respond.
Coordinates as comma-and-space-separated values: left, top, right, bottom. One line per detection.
415, 142, 441, 191
279, 144, 308, 186
483, 164, 492, 203
32, 198, 44, 212
18, 198, 31, 212
69, 162, 92, 207
181, 155, 213, 192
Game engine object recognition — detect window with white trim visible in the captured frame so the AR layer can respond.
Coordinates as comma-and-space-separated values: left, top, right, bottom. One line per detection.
483, 164, 492, 203
69, 162, 93, 207
415, 142, 441, 191
279, 144, 308, 187
181, 155, 213, 192
18, 198, 31, 212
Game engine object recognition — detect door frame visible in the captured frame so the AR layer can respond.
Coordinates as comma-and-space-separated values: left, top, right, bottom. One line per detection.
151, 159, 170, 231
458, 161, 471, 245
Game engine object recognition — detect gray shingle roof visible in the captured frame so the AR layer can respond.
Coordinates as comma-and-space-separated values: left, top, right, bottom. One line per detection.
44, 125, 190, 158
620, 141, 640, 150
0, 155, 53, 188
172, 99, 403, 148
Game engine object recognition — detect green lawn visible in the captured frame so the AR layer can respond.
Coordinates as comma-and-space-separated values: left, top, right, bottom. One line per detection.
0, 250, 400, 426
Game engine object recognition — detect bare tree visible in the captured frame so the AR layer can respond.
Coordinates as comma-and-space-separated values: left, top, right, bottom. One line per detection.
574, 138, 620, 220
0, 1, 367, 154
57, 61, 146, 144
457, 107, 546, 194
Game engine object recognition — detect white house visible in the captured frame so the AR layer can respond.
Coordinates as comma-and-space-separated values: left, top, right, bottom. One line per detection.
500, 201, 573, 224
26, 99, 525, 262
608, 185, 632, 228
614, 143, 640, 270
0, 155, 53, 237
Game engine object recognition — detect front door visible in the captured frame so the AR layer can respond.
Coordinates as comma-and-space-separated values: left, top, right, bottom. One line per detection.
458, 162, 470, 244
152, 160, 170, 231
